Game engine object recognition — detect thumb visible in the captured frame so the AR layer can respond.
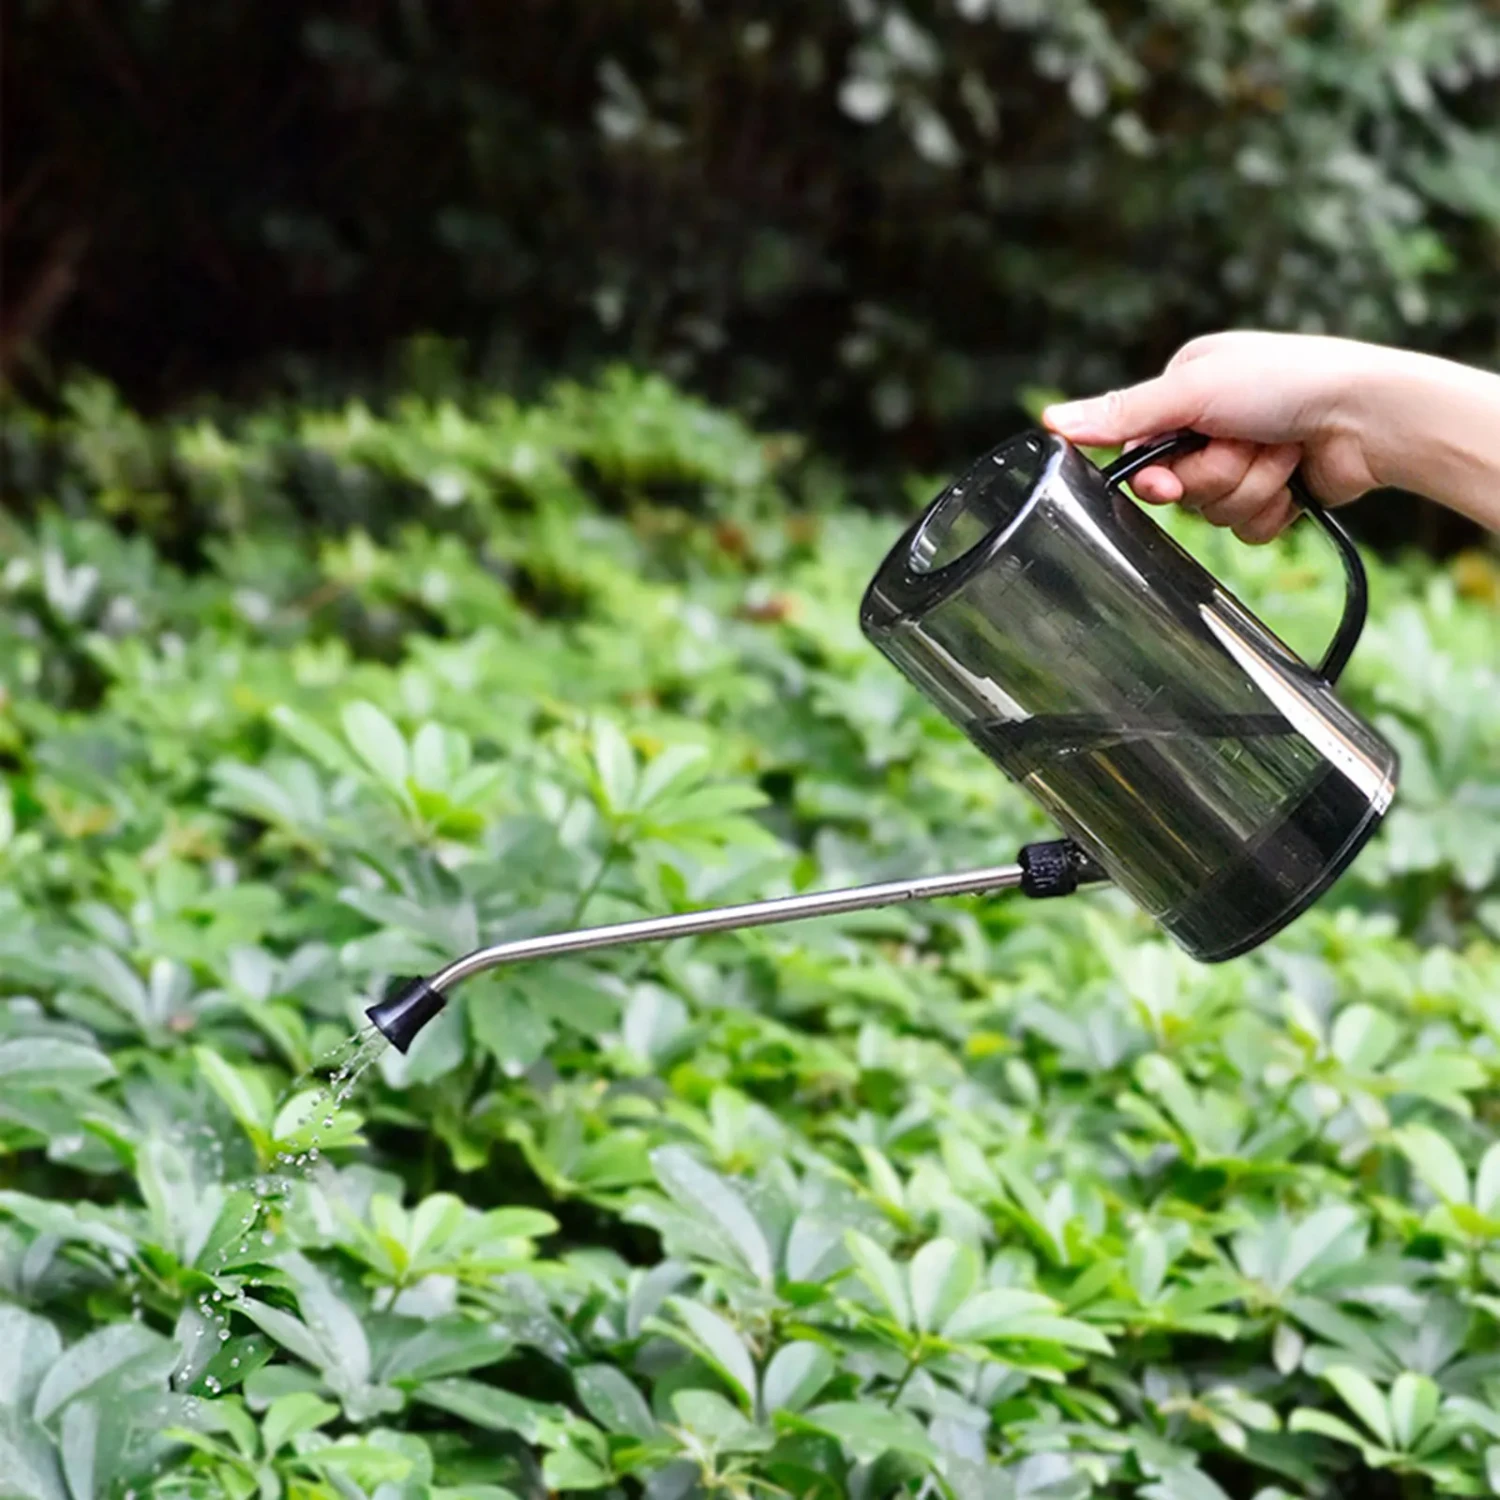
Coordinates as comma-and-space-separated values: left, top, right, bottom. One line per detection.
1042, 371, 1202, 446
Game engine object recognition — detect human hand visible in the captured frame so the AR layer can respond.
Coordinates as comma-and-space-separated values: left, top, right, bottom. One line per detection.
1042, 331, 1396, 543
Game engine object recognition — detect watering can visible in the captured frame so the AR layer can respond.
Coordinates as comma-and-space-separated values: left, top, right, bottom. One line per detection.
369, 431, 1397, 1053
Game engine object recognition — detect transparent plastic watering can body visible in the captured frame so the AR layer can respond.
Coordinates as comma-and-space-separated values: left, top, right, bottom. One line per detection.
367, 428, 1398, 1053
859, 430, 1398, 962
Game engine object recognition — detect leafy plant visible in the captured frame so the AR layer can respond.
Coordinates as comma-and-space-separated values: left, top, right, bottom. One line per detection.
0, 371, 1497, 1497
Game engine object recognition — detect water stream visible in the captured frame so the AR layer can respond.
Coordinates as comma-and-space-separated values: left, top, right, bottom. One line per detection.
168, 1022, 391, 1400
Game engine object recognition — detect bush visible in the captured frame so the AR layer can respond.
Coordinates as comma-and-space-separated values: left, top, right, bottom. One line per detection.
9, 1, 1500, 491
2, 372, 1500, 1498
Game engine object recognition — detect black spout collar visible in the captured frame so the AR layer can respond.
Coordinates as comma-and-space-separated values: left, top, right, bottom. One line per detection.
367, 975, 446, 1054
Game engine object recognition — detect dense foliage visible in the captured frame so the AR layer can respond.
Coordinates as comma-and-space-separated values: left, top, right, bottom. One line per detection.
8, 0, 1500, 506
3, 372, 1500, 1499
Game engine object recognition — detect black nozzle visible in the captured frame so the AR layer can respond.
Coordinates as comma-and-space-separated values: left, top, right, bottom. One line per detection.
1019, 838, 1106, 899
366, 975, 447, 1054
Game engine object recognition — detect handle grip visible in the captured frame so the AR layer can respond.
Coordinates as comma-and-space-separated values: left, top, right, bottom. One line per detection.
1101, 431, 1368, 686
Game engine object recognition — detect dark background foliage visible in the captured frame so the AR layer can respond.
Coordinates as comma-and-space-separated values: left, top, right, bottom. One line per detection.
5, 0, 1500, 545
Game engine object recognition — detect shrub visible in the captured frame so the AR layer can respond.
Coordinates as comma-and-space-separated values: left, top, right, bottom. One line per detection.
9, 0, 1500, 484
1, 372, 1499, 1497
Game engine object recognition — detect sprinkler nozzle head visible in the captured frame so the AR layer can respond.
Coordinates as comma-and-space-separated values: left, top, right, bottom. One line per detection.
366, 975, 446, 1054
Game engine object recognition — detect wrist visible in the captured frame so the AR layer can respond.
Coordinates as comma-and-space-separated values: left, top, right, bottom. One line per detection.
1337, 344, 1426, 495
1343, 346, 1500, 523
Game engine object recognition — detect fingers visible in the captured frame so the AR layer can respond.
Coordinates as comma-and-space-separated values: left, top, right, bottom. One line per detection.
1043, 367, 1204, 446
1193, 443, 1300, 534
1131, 438, 1259, 506
1130, 438, 1303, 543
1131, 464, 1183, 504
1232, 490, 1298, 544
1164, 439, 1260, 508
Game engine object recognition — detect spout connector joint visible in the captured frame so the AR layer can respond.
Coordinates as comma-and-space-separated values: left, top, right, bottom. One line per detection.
1019, 839, 1104, 899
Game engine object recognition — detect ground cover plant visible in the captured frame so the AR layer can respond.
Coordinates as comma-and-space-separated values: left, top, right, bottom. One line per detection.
2, 370, 1500, 1498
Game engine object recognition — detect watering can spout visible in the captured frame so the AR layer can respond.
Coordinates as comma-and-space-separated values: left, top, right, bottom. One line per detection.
367, 975, 447, 1053
364, 839, 1101, 1054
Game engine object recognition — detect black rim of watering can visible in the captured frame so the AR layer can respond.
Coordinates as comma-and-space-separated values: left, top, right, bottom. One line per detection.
859, 430, 1060, 628
1102, 430, 1370, 687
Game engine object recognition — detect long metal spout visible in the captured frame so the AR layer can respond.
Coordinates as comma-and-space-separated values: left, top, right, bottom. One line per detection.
366, 838, 1101, 1052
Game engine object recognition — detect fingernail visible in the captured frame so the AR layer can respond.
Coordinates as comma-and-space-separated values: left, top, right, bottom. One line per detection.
1042, 400, 1097, 438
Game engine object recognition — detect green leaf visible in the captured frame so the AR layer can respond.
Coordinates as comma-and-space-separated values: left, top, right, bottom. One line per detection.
1330, 1004, 1400, 1073
671, 1388, 765, 1449
573, 1365, 655, 1439
0, 1040, 114, 1090
406, 1194, 466, 1259
1324, 1365, 1394, 1448
0, 1406, 67, 1500
1138, 1470, 1233, 1500
272, 1087, 363, 1154
1474, 1142, 1500, 1218
341, 700, 411, 792
269, 706, 365, 779
281, 1251, 372, 1390
760, 1342, 835, 1415
33, 1324, 170, 1423
263, 1392, 339, 1455
1279, 1205, 1361, 1290
844, 1231, 911, 1330
1396, 1123, 1470, 1204
413, 1379, 566, 1442
58, 1400, 100, 1500
908, 1238, 979, 1335
1127, 1228, 1168, 1304
135, 1133, 200, 1259
411, 721, 466, 791
590, 720, 638, 813
471, 982, 553, 1075
240, 1301, 327, 1372
380, 1317, 510, 1383
986, 1313, 1113, 1354
1387, 1051, 1487, 1114
665, 1299, 757, 1408
1387, 1371, 1439, 1450
651, 1147, 773, 1285
1288, 1408, 1384, 1455
635, 743, 709, 807
0, 1308, 61, 1411
940, 1287, 1054, 1342
798, 1401, 936, 1463
0, 1192, 136, 1259
1272, 1321, 1305, 1375
194, 1046, 273, 1141
542, 1443, 613, 1491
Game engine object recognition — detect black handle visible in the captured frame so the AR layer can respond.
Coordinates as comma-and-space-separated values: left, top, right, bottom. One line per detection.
1100, 431, 1368, 686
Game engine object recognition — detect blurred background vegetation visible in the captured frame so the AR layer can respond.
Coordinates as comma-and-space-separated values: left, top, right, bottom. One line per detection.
5, 0, 1500, 549
6, 8, 1500, 1498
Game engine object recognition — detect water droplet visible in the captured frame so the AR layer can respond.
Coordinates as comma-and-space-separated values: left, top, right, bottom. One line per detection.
261, 1232, 274, 1246
217, 1328, 230, 1341
308, 1147, 320, 1161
